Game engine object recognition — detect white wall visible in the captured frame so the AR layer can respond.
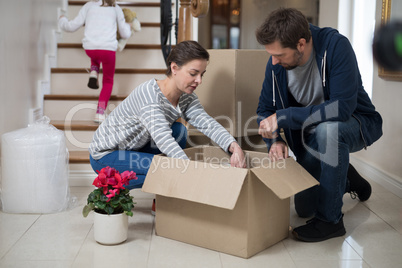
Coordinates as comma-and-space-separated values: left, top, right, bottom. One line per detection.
351, 0, 402, 186
240, 0, 319, 49
0, 0, 62, 149
318, 0, 340, 28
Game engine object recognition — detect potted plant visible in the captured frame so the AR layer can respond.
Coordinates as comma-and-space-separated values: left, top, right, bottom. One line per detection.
83, 166, 137, 245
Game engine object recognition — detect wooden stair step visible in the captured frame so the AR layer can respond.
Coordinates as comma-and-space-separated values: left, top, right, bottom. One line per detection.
69, 150, 90, 164
51, 68, 166, 74
68, 1, 161, 7
44, 94, 127, 101
58, 43, 163, 49
51, 119, 207, 134
51, 120, 100, 131
130, 22, 160, 28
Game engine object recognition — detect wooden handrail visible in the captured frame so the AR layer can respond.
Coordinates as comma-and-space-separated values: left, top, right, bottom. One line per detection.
178, 0, 192, 42
178, 0, 209, 42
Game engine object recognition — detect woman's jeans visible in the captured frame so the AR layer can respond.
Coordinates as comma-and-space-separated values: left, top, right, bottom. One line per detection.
90, 122, 187, 190
293, 116, 366, 223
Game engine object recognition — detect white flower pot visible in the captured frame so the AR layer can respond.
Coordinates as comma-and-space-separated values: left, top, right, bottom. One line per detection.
93, 212, 129, 245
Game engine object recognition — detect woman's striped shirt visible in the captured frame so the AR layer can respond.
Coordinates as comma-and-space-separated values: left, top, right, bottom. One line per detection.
89, 79, 236, 160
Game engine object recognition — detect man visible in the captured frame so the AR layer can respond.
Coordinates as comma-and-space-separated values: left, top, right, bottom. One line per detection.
255, 8, 383, 242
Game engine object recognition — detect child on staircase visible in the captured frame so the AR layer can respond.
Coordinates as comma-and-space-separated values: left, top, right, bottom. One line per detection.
59, 0, 132, 123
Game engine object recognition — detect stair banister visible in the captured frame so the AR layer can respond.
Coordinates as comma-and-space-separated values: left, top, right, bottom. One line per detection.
178, 0, 209, 42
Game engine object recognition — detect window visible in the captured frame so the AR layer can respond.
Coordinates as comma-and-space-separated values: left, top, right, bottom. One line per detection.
338, 0, 376, 98
210, 0, 241, 49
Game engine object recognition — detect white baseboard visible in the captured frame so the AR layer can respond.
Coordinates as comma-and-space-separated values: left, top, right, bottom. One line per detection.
69, 169, 95, 187
350, 156, 402, 198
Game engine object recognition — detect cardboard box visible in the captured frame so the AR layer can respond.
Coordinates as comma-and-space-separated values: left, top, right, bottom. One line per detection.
189, 49, 269, 137
186, 132, 268, 153
142, 146, 318, 258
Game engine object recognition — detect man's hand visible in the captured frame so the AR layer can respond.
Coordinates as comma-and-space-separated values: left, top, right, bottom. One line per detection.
268, 141, 288, 161
258, 114, 278, 139
229, 142, 247, 168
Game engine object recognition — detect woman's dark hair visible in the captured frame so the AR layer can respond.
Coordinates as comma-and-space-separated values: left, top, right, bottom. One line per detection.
255, 8, 311, 49
166, 40, 210, 76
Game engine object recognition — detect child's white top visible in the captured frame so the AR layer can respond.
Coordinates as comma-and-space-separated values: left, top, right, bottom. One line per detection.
59, 1, 131, 51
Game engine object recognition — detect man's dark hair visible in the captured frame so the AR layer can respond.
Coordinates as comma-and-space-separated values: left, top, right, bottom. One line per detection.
166, 40, 210, 76
255, 8, 311, 49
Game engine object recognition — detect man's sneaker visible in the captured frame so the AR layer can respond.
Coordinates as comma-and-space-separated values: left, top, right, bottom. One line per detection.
292, 216, 346, 242
151, 199, 155, 216
88, 70, 99, 89
347, 164, 372, 201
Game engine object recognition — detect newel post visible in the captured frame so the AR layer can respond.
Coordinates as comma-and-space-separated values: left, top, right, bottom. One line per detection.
178, 0, 192, 42
178, 0, 209, 42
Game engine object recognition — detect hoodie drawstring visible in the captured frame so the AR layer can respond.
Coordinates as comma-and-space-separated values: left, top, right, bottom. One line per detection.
272, 70, 276, 107
321, 50, 327, 87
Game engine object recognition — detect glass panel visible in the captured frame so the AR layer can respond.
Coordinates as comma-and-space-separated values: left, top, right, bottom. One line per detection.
212, 0, 229, 25
230, 27, 240, 49
212, 24, 228, 49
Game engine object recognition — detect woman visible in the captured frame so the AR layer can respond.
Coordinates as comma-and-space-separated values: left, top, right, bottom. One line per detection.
89, 40, 246, 190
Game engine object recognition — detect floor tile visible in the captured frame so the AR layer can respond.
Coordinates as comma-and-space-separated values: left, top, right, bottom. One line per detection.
147, 228, 222, 268
344, 204, 402, 268
1, 205, 92, 262
0, 212, 39, 259
294, 260, 370, 268
72, 210, 154, 268
220, 242, 296, 268
283, 236, 361, 261
363, 192, 402, 233
0, 260, 72, 268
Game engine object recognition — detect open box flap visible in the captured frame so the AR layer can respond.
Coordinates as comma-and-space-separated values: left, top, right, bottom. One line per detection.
251, 157, 319, 199
142, 155, 249, 210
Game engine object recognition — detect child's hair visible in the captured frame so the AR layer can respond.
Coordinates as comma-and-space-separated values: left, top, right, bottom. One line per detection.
166, 41, 210, 77
102, 0, 116, 7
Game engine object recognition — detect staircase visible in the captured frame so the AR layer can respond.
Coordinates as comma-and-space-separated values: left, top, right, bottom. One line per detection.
45, 0, 170, 185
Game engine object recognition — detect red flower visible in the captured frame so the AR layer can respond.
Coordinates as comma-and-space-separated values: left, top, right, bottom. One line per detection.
121, 170, 137, 186
93, 172, 107, 188
92, 167, 138, 202
106, 188, 119, 202
102, 166, 115, 178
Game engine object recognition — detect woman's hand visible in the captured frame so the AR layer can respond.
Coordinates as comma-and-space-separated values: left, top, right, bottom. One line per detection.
229, 142, 247, 168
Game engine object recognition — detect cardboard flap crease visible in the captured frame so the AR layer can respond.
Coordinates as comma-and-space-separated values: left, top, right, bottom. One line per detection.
142, 154, 249, 210
250, 158, 319, 199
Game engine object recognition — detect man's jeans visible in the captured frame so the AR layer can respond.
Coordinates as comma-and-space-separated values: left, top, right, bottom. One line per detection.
294, 116, 365, 223
90, 122, 187, 190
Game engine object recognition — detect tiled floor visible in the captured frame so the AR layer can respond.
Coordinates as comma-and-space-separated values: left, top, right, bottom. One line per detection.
0, 177, 401, 268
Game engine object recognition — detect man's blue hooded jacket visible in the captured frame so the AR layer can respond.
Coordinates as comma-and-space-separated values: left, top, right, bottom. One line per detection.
257, 24, 383, 156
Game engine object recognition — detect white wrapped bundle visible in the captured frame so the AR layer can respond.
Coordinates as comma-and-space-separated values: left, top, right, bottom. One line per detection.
1, 116, 70, 213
